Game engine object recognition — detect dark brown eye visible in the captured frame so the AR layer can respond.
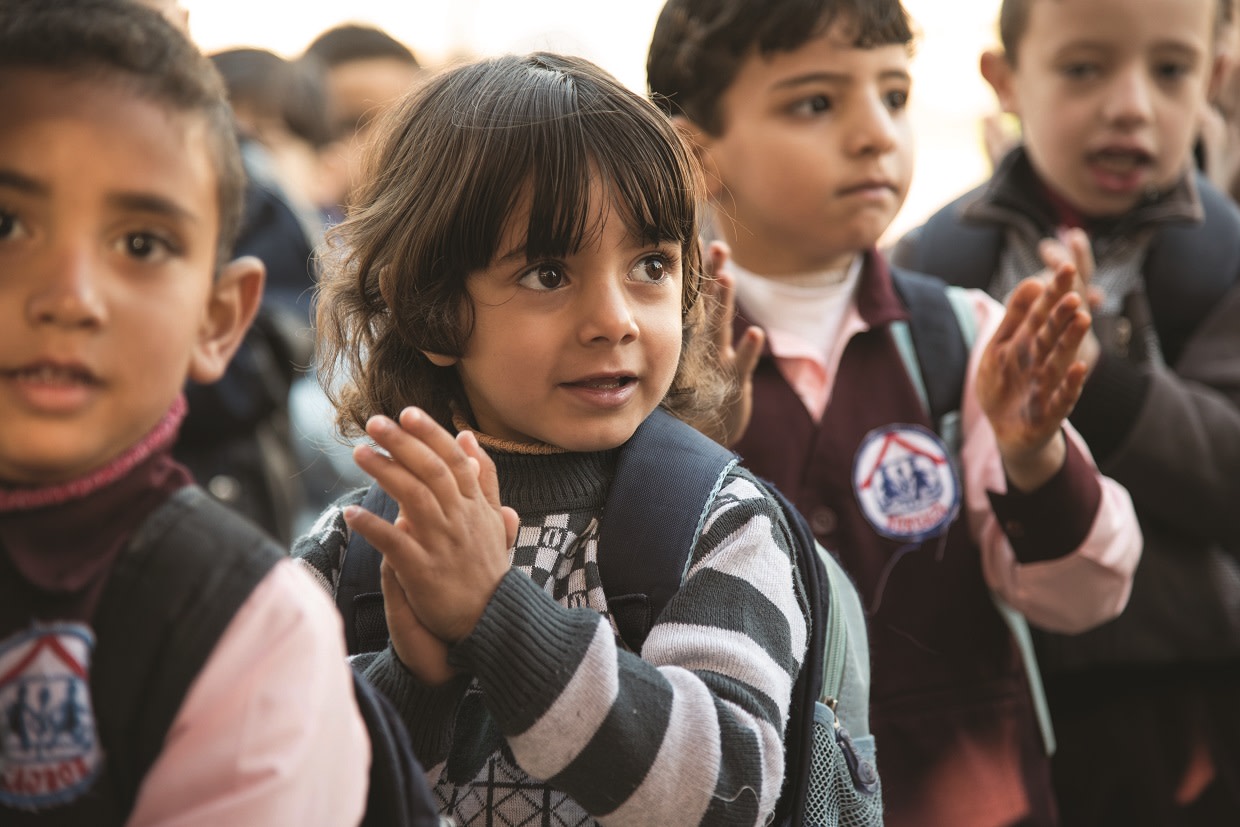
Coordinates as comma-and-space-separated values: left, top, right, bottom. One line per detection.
632, 255, 668, 283
518, 262, 566, 290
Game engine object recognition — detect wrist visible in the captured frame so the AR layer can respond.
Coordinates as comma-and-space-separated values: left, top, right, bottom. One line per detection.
999, 430, 1066, 493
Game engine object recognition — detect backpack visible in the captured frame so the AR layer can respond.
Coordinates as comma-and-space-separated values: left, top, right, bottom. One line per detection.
83, 486, 438, 827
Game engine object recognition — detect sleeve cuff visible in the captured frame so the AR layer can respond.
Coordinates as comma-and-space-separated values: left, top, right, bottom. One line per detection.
361, 646, 469, 766
449, 568, 601, 735
988, 435, 1102, 563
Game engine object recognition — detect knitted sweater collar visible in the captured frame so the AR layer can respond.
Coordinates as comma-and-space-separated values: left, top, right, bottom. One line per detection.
452, 413, 617, 517
0, 400, 192, 617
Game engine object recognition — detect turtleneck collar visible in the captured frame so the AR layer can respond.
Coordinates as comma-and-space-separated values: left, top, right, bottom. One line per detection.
449, 409, 617, 517
0, 400, 193, 632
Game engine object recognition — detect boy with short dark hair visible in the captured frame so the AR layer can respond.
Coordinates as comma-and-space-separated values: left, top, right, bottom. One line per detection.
648, 1, 1143, 825
0, 2, 368, 823
303, 23, 423, 221
894, 0, 1240, 824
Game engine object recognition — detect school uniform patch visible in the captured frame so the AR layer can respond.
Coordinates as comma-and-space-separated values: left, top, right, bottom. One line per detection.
853, 424, 960, 542
0, 624, 101, 811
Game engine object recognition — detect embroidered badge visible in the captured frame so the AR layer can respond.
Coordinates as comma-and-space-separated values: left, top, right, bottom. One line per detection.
853, 424, 960, 542
0, 624, 101, 811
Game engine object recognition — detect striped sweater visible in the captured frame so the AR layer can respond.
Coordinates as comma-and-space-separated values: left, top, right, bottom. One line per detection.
294, 442, 809, 826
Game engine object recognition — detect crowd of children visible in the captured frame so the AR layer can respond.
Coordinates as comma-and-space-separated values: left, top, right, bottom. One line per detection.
3, 0, 1238, 825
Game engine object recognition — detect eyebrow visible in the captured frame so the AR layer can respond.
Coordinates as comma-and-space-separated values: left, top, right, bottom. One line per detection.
106, 192, 199, 225
771, 69, 911, 91
0, 169, 48, 195
0, 168, 199, 224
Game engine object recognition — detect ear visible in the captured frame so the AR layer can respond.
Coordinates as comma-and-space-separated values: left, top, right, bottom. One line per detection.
1208, 52, 1228, 105
187, 255, 266, 384
422, 351, 458, 368
980, 49, 1020, 115
672, 115, 724, 201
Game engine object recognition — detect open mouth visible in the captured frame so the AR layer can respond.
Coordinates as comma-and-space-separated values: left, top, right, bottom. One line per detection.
4, 364, 99, 386
1089, 148, 1152, 175
565, 375, 636, 390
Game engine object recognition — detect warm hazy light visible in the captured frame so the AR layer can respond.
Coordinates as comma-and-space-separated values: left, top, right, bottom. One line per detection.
183, 0, 1003, 240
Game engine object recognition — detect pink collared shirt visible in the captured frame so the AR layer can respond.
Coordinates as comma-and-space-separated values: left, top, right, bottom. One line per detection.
127, 560, 369, 827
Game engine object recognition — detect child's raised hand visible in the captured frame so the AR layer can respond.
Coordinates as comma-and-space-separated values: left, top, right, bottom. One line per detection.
702, 239, 765, 447
976, 263, 1091, 491
346, 407, 519, 645
1039, 228, 1102, 374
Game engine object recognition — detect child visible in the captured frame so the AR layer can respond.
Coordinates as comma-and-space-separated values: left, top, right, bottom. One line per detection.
893, 0, 1240, 824
302, 23, 423, 224
0, 2, 368, 824
646, 1, 1143, 825
294, 51, 810, 825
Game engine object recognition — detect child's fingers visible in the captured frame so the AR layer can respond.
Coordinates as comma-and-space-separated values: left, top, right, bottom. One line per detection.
352, 442, 447, 525
396, 407, 484, 499
379, 559, 457, 685
1060, 227, 1095, 286
705, 238, 731, 279
500, 505, 520, 550
1032, 290, 1086, 364
733, 326, 765, 381
989, 277, 1043, 346
361, 409, 475, 510
343, 500, 428, 570
458, 429, 502, 510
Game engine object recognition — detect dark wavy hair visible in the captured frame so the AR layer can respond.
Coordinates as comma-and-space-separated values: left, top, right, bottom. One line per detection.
0, 0, 245, 271
316, 52, 725, 439
648, 0, 914, 134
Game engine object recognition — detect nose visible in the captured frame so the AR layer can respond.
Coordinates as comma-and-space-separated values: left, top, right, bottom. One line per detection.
846, 91, 899, 157
1102, 65, 1154, 127
27, 245, 107, 329
578, 275, 639, 345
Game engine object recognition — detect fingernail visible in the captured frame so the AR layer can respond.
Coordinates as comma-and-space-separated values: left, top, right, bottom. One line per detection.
343, 505, 360, 521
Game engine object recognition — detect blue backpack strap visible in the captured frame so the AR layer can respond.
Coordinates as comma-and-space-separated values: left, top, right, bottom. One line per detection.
336, 484, 399, 655
596, 408, 738, 652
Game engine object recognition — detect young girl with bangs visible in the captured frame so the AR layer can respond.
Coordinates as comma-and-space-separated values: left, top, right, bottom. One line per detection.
294, 52, 809, 826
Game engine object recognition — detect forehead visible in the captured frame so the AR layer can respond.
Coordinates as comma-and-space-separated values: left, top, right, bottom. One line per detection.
730, 22, 911, 96
1023, 0, 1215, 54
0, 69, 217, 231
328, 57, 420, 119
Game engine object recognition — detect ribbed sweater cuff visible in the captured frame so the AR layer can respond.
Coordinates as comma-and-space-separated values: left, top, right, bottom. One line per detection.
363, 645, 469, 765
1069, 351, 1150, 464
450, 568, 600, 734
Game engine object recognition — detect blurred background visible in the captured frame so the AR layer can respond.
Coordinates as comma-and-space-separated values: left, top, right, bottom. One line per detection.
182, 0, 1005, 242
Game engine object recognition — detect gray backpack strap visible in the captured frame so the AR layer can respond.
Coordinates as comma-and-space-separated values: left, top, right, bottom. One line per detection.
91, 486, 284, 816
336, 485, 400, 655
